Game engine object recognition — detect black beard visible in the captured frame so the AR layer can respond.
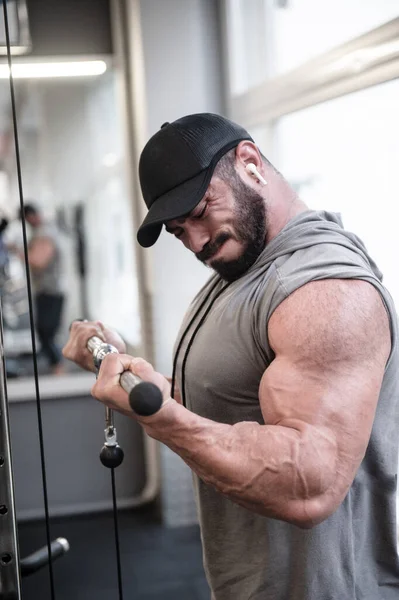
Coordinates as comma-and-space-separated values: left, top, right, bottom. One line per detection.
196, 181, 267, 282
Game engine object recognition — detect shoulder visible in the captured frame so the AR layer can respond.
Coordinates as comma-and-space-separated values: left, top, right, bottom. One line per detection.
268, 279, 391, 367
34, 223, 58, 243
42, 222, 58, 236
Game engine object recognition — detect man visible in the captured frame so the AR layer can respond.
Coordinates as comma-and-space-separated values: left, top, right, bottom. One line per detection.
0, 213, 9, 292
21, 203, 65, 375
63, 114, 399, 599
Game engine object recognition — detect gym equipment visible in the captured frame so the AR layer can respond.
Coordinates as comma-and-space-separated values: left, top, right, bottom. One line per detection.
87, 335, 163, 430
0, 2, 162, 596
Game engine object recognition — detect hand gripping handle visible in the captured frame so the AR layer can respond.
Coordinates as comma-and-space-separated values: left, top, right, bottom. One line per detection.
87, 336, 163, 416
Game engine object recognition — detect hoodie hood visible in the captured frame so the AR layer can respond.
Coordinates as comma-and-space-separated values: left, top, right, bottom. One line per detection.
248, 209, 383, 282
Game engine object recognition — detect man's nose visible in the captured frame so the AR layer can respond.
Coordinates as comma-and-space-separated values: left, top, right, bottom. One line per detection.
187, 226, 211, 254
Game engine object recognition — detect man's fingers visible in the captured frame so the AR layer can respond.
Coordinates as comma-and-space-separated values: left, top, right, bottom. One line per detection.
90, 351, 172, 420
62, 320, 108, 372
93, 354, 155, 384
69, 320, 105, 340
128, 357, 155, 380
91, 353, 135, 413
96, 354, 168, 398
63, 320, 127, 376
98, 353, 134, 378
129, 358, 171, 399
94, 321, 106, 339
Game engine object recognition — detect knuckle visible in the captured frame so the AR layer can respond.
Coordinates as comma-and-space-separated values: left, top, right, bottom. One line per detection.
102, 353, 116, 366
132, 357, 153, 378
92, 378, 105, 395
132, 357, 147, 367
71, 320, 85, 331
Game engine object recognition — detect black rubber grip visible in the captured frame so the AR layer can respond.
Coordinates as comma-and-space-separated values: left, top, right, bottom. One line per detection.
129, 382, 163, 416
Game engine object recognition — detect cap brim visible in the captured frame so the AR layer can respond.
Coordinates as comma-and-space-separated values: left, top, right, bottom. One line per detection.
137, 167, 212, 248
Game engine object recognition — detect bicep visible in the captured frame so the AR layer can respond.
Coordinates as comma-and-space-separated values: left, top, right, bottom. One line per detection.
29, 237, 55, 269
259, 279, 390, 503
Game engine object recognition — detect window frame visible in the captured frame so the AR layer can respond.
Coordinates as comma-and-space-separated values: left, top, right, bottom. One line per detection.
221, 4, 399, 130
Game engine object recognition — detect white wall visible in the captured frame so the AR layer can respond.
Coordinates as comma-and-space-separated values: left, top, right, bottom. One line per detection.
138, 0, 225, 526
140, 0, 225, 375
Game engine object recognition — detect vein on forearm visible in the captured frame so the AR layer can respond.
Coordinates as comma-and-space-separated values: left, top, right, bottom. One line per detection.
153, 405, 337, 521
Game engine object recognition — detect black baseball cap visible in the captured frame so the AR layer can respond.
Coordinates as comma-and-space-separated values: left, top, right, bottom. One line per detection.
137, 113, 254, 247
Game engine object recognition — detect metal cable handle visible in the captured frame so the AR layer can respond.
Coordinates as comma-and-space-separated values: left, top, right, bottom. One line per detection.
86, 336, 163, 469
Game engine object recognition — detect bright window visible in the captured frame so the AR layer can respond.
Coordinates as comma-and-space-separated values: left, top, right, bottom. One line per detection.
275, 78, 399, 305
271, 0, 399, 77
225, 0, 399, 93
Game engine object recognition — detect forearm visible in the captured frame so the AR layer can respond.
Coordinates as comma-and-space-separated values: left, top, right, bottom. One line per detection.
13, 249, 41, 271
28, 253, 49, 271
13, 246, 46, 270
147, 403, 337, 526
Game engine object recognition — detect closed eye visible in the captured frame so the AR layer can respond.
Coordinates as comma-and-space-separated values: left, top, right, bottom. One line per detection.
165, 225, 184, 238
191, 201, 208, 220
165, 199, 209, 237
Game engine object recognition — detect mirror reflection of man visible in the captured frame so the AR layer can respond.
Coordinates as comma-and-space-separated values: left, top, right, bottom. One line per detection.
0, 213, 9, 291
19, 203, 65, 375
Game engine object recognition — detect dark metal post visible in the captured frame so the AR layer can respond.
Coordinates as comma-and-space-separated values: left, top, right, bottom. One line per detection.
0, 301, 21, 600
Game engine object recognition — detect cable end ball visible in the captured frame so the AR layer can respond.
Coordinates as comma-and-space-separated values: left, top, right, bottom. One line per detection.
100, 444, 124, 468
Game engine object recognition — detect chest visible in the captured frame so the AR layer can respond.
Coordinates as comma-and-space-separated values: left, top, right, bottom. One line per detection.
175, 278, 275, 424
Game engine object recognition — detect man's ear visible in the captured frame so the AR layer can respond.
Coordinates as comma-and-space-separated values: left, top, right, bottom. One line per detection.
235, 141, 267, 185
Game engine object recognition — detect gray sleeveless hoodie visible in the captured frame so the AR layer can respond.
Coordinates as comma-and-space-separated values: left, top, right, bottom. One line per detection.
175, 210, 399, 600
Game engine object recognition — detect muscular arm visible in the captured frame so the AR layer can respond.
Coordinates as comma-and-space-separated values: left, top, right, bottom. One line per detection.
28, 237, 55, 271
144, 279, 391, 527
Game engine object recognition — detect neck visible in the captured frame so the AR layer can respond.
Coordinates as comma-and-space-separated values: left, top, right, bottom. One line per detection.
264, 174, 308, 243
